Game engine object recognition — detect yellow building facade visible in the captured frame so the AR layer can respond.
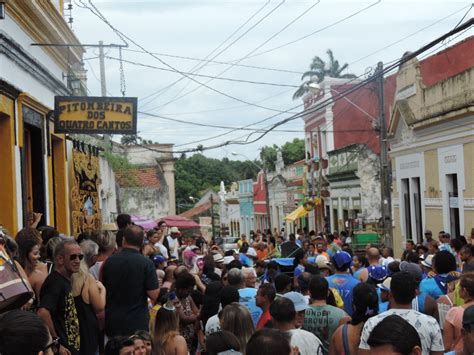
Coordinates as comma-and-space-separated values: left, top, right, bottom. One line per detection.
388, 38, 474, 257
0, 1, 84, 235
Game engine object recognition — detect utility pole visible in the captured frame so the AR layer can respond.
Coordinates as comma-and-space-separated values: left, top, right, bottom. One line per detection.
376, 61, 393, 247
263, 171, 272, 234
210, 195, 215, 240
98, 40, 107, 97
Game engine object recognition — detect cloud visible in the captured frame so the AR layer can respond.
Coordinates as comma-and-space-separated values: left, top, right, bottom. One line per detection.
73, 0, 472, 158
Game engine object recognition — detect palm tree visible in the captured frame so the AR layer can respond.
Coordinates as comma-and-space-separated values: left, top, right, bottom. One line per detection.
293, 49, 357, 100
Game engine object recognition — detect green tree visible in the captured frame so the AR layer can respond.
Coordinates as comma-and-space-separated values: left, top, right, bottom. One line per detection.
120, 134, 140, 145
293, 49, 357, 99
260, 138, 305, 171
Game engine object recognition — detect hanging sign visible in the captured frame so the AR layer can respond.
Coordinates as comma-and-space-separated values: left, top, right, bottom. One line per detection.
54, 96, 137, 134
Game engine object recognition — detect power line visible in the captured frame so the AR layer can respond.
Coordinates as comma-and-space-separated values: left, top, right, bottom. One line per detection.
147, 0, 321, 112
348, 4, 471, 67
122, 48, 304, 75
105, 56, 299, 88
139, 0, 285, 108
226, 0, 381, 62
80, 0, 291, 114
168, 17, 474, 153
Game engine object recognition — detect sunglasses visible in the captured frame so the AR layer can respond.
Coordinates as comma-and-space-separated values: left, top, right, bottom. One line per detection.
69, 253, 84, 261
43, 336, 60, 354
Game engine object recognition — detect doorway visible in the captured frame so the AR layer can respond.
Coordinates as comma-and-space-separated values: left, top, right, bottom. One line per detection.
22, 119, 46, 227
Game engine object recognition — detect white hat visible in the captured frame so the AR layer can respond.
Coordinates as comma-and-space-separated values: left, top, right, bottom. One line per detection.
213, 253, 224, 263
421, 254, 434, 268
378, 277, 392, 292
315, 255, 331, 270
170, 227, 180, 234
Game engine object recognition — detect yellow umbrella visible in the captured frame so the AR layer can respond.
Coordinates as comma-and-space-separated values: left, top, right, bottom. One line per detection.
284, 206, 309, 222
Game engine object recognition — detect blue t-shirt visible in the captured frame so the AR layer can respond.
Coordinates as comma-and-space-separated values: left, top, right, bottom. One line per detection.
326, 274, 359, 316
419, 276, 445, 300
239, 288, 262, 327
353, 268, 365, 281
294, 264, 305, 278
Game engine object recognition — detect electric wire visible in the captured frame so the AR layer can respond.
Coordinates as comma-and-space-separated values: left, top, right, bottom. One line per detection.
105, 56, 300, 88
139, 0, 285, 108
146, 0, 321, 112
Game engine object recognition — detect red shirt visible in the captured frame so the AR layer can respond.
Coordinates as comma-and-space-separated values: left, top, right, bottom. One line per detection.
256, 309, 272, 330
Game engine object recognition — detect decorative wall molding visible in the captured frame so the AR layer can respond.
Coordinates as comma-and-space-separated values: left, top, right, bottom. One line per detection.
0, 31, 69, 96
424, 198, 443, 207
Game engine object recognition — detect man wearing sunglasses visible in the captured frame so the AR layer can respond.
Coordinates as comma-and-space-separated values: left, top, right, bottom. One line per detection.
38, 239, 83, 355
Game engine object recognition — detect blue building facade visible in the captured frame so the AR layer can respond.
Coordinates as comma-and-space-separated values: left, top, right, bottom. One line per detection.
238, 179, 254, 237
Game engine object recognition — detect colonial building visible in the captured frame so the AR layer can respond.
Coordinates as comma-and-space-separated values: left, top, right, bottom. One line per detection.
301, 77, 395, 233
218, 182, 241, 238
0, 1, 85, 235
253, 173, 267, 232
239, 179, 255, 236
389, 37, 474, 255
113, 144, 176, 219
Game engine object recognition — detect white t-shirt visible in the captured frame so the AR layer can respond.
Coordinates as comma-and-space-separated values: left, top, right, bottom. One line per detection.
359, 308, 444, 355
288, 329, 323, 355
205, 314, 221, 336
154, 242, 169, 259
89, 261, 103, 280
166, 236, 179, 258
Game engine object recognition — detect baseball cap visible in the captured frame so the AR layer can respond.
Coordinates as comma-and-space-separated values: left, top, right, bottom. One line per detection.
170, 227, 180, 234
424, 229, 432, 235
152, 254, 165, 266
368, 265, 388, 282
377, 277, 392, 292
315, 255, 331, 270
283, 291, 309, 312
332, 251, 352, 270
400, 261, 423, 282
420, 254, 433, 268
462, 305, 474, 330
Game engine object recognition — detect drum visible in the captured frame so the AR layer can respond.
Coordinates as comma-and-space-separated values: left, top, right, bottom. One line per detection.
0, 244, 33, 312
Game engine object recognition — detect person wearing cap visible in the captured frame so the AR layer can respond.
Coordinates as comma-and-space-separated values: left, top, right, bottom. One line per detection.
421, 254, 434, 278
315, 254, 332, 277
303, 275, 350, 354
270, 297, 323, 355
377, 277, 391, 313
284, 290, 309, 329
399, 261, 439, 320
460, 304, 474, 355
327, 251, 359, 316
359, 272, 444, 355
423, 230, 434, 248
165, 227, 181, 259
443, 273, 474, 353
212, 252, 225, 276
256, 283, 276, 330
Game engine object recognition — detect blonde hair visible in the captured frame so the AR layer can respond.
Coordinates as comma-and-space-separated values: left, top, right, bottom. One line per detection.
90, 230, 116, 254
220, 302, 255, 351
153, 307, 180, 348
71, 260, 90, 297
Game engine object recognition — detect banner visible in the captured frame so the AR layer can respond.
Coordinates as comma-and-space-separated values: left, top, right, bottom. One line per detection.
54, 96, 137, 134
71, 148, 102, 235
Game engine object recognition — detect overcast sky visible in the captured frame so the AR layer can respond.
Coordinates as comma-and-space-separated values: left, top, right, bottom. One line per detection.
71, 0, 473, 159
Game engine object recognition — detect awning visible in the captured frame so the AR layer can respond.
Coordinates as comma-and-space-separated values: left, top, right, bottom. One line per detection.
158, 215, 201, 229
284, 206, 308, 222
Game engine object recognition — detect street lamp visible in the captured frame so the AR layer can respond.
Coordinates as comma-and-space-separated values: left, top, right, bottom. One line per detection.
231, 152, 272, 233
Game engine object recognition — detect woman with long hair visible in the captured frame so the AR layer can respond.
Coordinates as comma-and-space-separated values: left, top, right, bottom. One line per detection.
153, 305, 188, 355
219, 302, 255, 352
71, 255, 106, 355
329, 283, 379, 355
16, 238, 48, 304
143, 229, 161, 257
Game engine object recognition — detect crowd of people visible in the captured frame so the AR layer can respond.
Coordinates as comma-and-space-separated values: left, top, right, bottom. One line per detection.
1, 216, 474, 355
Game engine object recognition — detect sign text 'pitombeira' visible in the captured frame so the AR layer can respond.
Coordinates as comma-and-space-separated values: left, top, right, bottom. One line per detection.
54, 96, 137, 134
